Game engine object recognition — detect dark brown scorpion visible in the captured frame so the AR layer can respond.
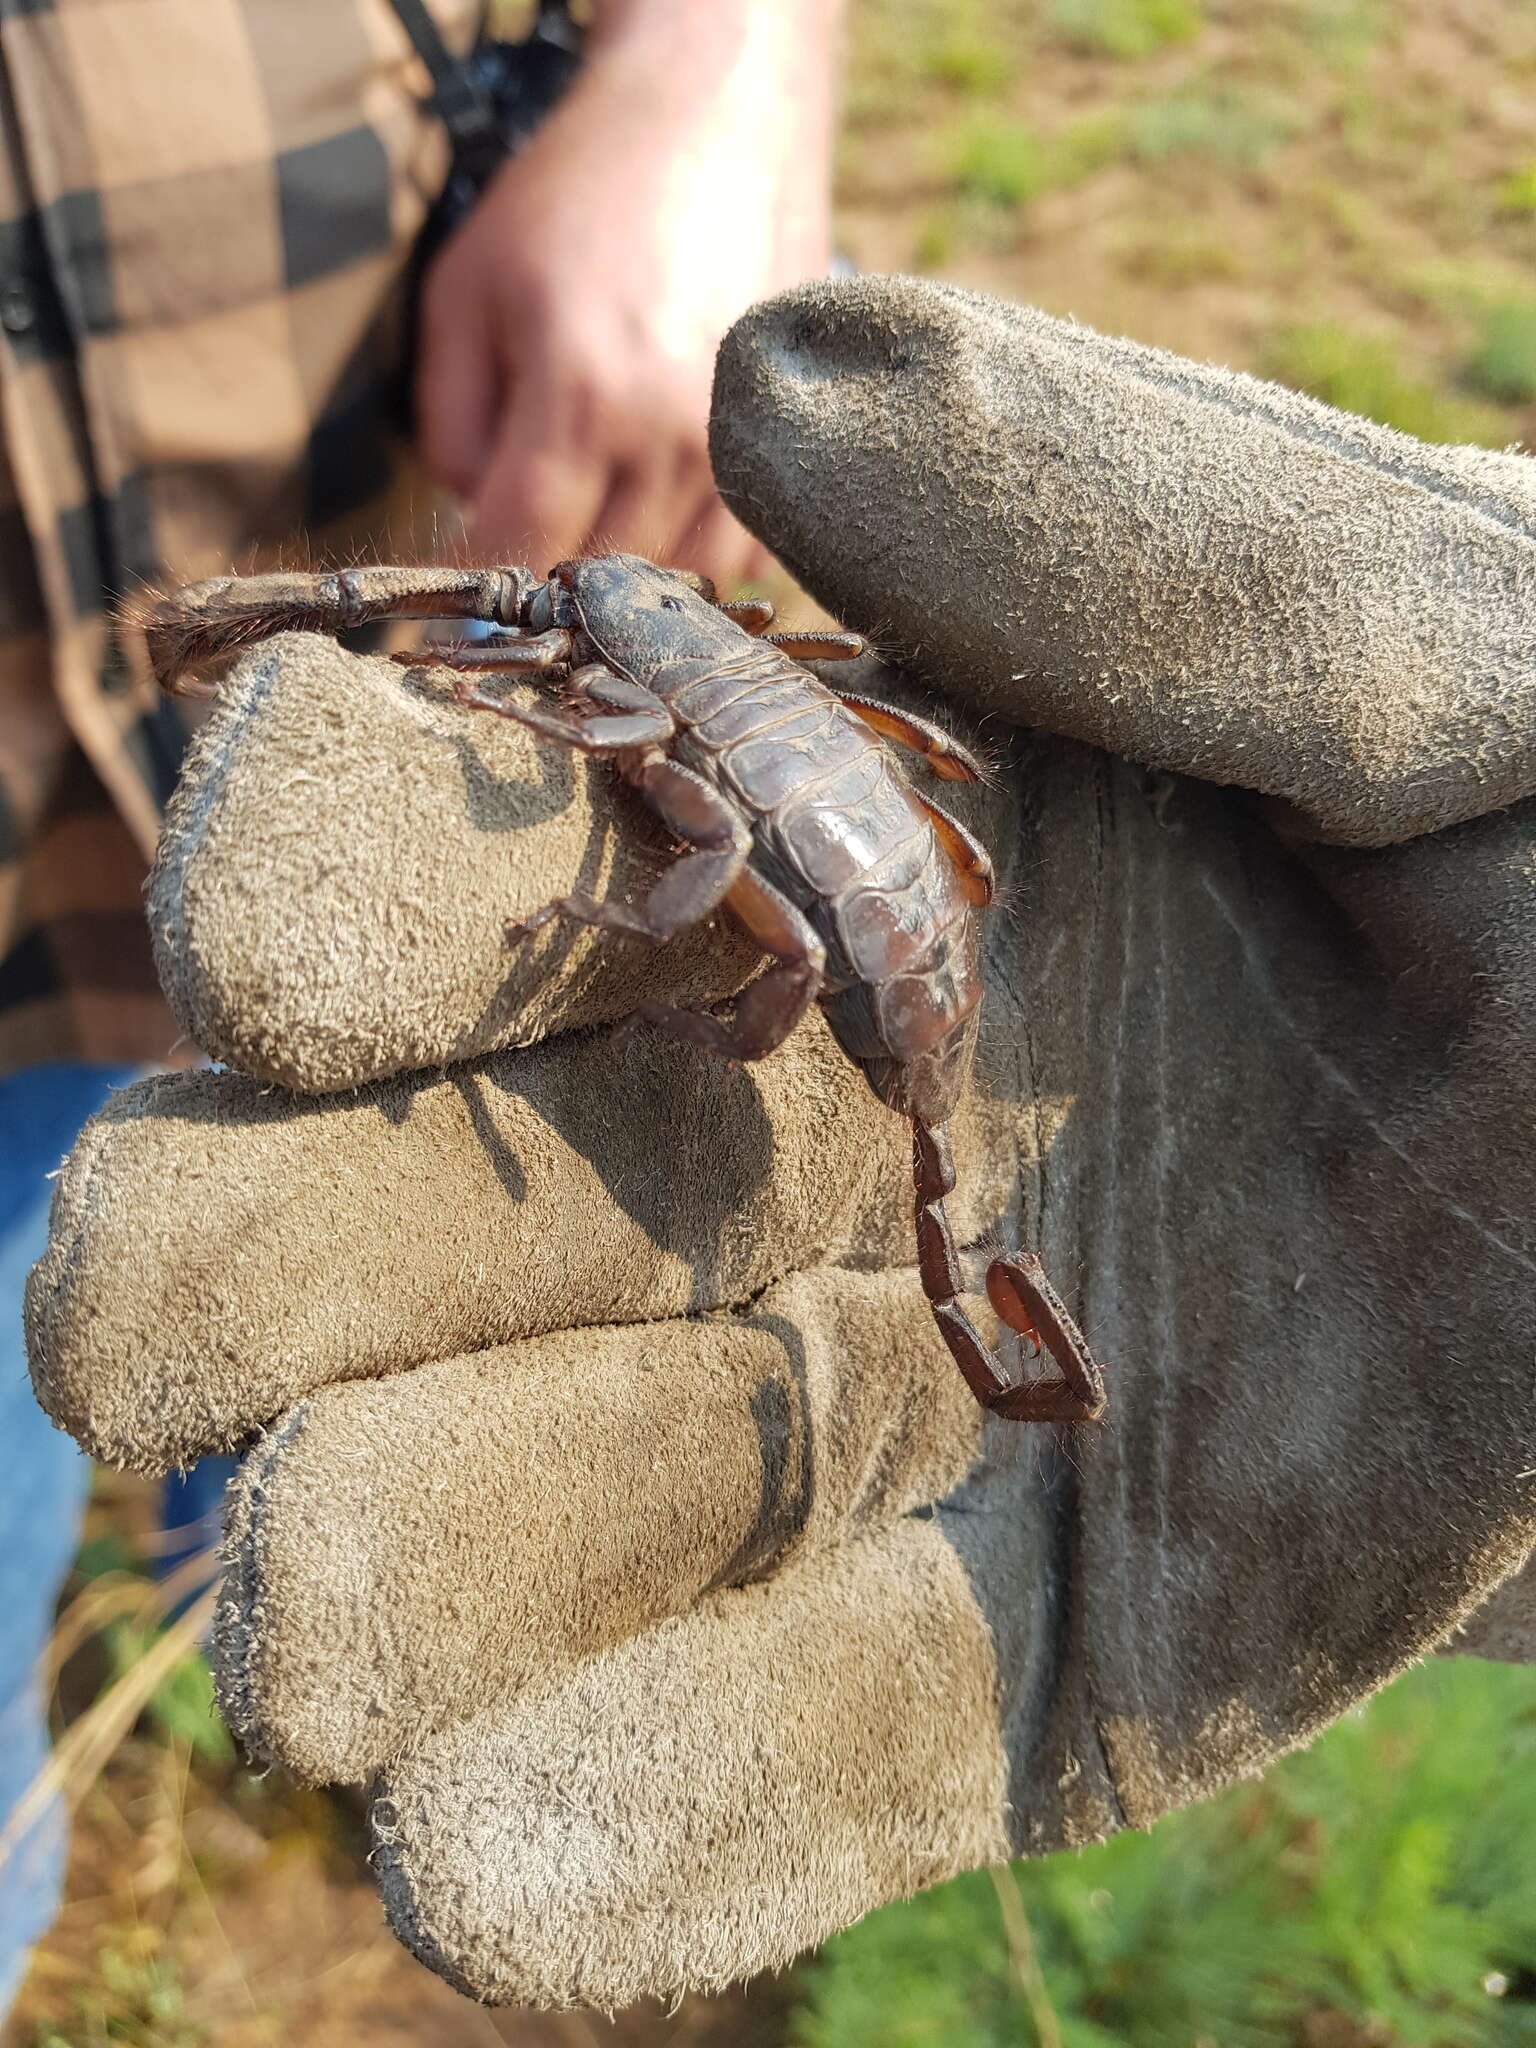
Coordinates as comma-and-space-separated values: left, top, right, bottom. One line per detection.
144, 554, 1107, 1425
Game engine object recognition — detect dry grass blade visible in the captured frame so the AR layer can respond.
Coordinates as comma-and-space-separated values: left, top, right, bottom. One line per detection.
0, 1583, 220, 1878
46, 1543, 219, 1676
988, 1862, 1063, 2048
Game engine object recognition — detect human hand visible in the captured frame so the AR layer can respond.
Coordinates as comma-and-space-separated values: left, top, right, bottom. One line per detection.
416, 0, 836, 590
30, 278, 1536, 2006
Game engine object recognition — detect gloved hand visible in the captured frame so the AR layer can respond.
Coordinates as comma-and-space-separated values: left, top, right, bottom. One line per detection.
27, 276, 1536, 2009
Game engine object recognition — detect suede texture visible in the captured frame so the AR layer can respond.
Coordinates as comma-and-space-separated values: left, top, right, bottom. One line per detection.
711, 279, 1536, 848
26, 275, 1536, 2007
148, 634, 767, 1091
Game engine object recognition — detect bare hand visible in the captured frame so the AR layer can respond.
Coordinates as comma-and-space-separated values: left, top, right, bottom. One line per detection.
416, 1, 839, 589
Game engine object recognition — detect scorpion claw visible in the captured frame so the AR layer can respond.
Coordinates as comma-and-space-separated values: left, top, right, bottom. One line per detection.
504, 905, 559, 947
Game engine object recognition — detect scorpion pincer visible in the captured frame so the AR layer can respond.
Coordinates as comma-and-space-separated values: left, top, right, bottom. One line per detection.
144, 554, 1107, 1424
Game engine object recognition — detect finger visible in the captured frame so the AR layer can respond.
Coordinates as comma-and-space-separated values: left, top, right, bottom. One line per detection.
209, 1265, 981, 1784
586, 455, 682, 566
467, 400, 610, 573
415, 260, 501, 505
712, 276, 1536, 848
145, 631, 772, 1091
677, 496, 767, 593
366, 1511, 1033, 2007
25, 1003, 1013, 1472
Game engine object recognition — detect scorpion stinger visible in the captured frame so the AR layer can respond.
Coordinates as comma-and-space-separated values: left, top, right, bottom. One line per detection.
913, 1121, 1107, 1423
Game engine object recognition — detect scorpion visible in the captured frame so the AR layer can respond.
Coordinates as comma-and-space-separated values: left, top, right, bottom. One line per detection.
144, 554, 1107, 1425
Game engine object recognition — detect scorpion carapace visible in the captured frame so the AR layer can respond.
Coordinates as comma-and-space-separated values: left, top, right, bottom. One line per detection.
144, 555, 1107, 1426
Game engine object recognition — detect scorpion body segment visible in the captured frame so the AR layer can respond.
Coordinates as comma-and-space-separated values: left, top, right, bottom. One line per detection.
144, 552, 1106, 1426
647, 640, 984, 1128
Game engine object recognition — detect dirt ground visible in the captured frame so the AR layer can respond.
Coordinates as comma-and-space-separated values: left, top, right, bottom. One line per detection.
841, 0, 1536, 446
5, 1472, 792, 2048
8, 1738, 789, 2047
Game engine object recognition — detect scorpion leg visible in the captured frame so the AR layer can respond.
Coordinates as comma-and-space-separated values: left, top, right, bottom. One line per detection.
511, 756, 752, 947
765, 630, 866, 662
400, 629, 576, 674
834, 694, 986, 783
444, 669, 673, 755
913, 1120, 1107, 1424
716, 597, 776, 634
640, 870, 825, 1062
912, 792, 995, 907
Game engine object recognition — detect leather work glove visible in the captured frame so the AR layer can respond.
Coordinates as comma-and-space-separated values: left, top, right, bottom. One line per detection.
26, 277, 1536, 2008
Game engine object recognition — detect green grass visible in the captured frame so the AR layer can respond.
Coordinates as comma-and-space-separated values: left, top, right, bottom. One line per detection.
1116, 221, 1239, 287
912, 211, 959, 270
922, 25, 1013, 96
947, 111, 1129, 211
1130, 85, 1301, 169
30, 1939, 206, 2048
1497, 165, 1536, 216
949, 116, 1051, 207
1464, 303, 1536, 406
843, 0, 1020, 127
1262, 323, 1512, 445
1294, 0, 1386, 66
792, 1658, 1536, 2048
1050, 0, 1205, 60
71, 1531, 231, 1764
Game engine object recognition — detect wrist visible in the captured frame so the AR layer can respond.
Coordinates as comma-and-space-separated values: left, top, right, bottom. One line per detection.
579, 0, 843, 140
586, 0, 844, 62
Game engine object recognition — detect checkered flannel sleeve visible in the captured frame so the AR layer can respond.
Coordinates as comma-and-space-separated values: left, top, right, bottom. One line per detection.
0, 0, 479, 1072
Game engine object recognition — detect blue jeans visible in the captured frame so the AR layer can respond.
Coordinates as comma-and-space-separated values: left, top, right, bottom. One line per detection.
0, 1065, 128, 2010
0, 1064, 230, 2015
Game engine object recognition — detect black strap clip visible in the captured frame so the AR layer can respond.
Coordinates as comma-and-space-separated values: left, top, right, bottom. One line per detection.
391, 1, 585, 239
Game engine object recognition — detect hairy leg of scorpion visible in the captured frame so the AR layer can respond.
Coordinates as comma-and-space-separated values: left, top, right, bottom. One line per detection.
711, 594, 865, 668
833, 693, 986, 784
914, 1122, 1106, 1423
447, 665, 674, 755
140, 566, 537, 692
515, 758, 754, 950
423, 630, 576, 672
909, 794, 995, 907
640, 869, 826, 1063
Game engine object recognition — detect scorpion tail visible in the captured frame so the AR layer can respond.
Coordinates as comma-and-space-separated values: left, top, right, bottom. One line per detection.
911, 1120, 1107, 1425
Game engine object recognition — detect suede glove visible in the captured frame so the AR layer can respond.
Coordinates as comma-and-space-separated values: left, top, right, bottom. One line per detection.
27, 277, 1536, 2009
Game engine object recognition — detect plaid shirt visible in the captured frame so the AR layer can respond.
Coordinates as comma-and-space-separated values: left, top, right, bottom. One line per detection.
0, 0, 478, 1074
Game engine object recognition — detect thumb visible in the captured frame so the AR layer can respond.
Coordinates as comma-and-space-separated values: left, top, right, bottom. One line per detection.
712, 276, 1536, 849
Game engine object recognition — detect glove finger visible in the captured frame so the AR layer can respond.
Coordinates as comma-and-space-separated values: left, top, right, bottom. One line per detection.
1442, 1552, 1536, 1664
26, 1004, 1018, 1471
366, 1502, 1047, 2008
149, 630, 765, 1092
210, 1265, 980, 1785
712, 276, 1536, 848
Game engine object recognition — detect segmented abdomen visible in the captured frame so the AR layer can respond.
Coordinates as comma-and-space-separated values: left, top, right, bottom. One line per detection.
661, 650, 982, 1110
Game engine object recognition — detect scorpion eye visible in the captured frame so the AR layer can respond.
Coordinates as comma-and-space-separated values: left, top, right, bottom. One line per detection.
660, 595, 683, 612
